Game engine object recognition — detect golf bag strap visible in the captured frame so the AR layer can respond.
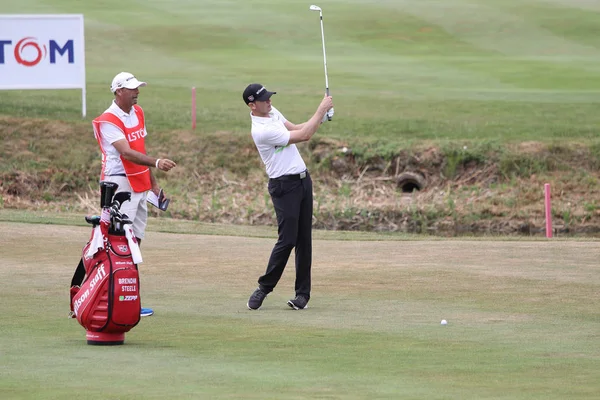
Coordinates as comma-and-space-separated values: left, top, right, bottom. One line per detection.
69, 258, 86, 318
71, 258, 86, 287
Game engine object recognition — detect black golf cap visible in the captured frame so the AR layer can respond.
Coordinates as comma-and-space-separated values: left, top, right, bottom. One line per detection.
243, 83, 276, 105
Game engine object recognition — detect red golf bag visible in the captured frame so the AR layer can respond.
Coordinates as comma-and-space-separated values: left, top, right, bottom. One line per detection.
70, 181, 142, 345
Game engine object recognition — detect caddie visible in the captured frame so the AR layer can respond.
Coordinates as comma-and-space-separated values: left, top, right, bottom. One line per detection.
91, 71, 177, 317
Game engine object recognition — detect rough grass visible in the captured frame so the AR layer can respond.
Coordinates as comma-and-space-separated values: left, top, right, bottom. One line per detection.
2, 0, 600, 138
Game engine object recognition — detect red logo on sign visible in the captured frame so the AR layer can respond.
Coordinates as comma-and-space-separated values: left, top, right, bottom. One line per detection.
14, 37, 47, 67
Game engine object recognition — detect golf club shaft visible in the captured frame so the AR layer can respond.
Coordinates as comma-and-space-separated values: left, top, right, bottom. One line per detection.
319, 12, 329, 94
318, 11, 331, 120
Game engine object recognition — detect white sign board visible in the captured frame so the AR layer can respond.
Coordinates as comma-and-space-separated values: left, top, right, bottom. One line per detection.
0, 14, 86, 116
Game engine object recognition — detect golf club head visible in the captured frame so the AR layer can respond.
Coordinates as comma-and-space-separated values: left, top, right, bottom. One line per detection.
99, 181, 119, 208
309, 5, 322, 12
112, 191, 132, 208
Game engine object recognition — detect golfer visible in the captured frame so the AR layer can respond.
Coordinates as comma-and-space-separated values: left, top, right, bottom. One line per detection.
92, 71, 177, 317
243, 83, 333, 310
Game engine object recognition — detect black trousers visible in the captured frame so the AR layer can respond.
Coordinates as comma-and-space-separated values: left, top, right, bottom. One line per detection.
258, 172, 313, 299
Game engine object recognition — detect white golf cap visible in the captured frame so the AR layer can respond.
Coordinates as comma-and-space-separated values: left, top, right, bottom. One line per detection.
110, 72, 147, 93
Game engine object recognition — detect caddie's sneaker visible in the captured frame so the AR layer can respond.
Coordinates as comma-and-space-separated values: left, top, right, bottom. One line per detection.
140, 307, 154, 317
247, 287, 268, 310
287, 295, 309, 310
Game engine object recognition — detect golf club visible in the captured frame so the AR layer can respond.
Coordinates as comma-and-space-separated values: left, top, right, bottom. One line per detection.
309, 4, 333, 121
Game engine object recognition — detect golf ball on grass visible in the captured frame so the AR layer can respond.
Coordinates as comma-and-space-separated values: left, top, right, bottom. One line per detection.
440, 319, 448, 325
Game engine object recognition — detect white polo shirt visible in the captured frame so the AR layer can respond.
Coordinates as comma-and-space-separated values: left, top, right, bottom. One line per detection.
98, 101, 148, 176
250, 106, 307, 179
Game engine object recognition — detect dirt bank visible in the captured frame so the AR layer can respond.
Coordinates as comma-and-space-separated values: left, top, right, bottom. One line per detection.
1, 116, 599, 236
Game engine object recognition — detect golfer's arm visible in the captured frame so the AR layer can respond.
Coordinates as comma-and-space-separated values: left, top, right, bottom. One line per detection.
287, 112, 326, 144
113, 139, 158, 167
285, 121, 306, 130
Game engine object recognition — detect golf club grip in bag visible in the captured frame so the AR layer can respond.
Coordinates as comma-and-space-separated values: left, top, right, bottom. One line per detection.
71, 233, 141, 333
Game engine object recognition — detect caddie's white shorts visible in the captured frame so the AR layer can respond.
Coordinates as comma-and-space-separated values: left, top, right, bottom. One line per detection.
103, 175, 148, 240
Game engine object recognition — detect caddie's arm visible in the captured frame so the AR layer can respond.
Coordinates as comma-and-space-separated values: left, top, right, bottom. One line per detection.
112, 139, 177, 172
149, 169, 160, 196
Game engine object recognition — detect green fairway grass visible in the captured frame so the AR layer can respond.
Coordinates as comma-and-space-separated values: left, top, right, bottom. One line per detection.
1, 219, 599, 399
2, 0, 600, 144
